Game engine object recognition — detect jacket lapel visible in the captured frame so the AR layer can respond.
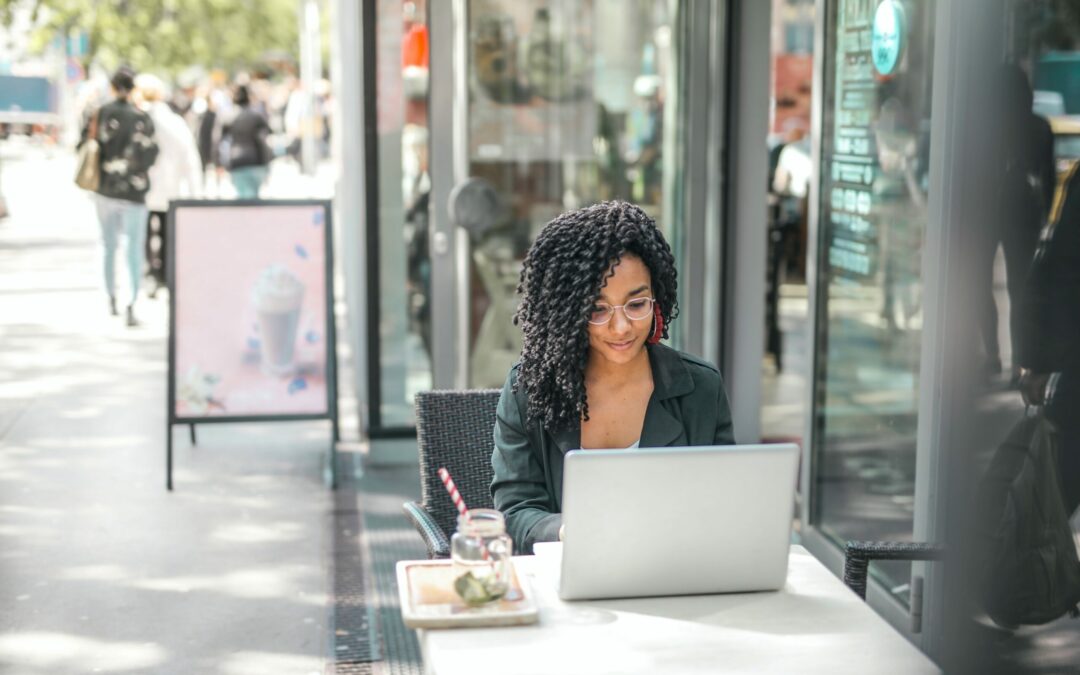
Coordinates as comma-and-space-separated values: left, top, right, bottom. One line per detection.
639, 397, 685, 447
550, 425, 581, 455
549, 345, 694, 452
640, 344, 694, 447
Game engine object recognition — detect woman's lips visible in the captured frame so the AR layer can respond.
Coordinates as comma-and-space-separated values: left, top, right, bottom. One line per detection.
607, 339, 636, 351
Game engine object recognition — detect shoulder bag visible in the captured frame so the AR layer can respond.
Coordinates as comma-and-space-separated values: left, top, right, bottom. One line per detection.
75, 111, 101, 191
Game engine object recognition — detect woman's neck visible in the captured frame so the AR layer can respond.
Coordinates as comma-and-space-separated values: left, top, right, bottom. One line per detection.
585, 345, 652, 388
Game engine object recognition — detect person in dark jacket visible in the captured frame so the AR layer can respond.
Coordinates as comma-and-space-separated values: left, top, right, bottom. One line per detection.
81, 66, 160, 326
1018, 161, 1080, 514
220, 85, 272, 199
490, 201, 735, 553
978, 65, 1056, 382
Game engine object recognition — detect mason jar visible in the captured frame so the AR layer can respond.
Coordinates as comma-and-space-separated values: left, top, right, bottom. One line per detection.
450, 508, 513, 606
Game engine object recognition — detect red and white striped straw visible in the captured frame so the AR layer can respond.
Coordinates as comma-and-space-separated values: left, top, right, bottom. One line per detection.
438, 467, 470, 521
438, 467, 489, 560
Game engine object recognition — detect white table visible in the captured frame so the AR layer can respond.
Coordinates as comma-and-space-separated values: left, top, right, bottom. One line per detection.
417, 544, 940, 674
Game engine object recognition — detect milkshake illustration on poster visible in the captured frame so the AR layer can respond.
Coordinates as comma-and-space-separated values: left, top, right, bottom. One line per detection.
171, 203, 332, 418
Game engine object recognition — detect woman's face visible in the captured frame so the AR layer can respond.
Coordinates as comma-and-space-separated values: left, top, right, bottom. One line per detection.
587, 254, 654, 368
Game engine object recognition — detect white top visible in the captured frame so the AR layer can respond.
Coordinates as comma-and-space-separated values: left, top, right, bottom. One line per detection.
581, 439, 640, 451
144, 101, 202, 212
417, 544, 940, 675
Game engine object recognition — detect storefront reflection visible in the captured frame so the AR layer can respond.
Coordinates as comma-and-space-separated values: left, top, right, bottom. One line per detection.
811, 0, 935, 603
463, 0, 683, 388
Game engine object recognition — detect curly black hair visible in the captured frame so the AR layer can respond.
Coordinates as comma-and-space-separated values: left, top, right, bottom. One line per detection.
513, 200, 679, 432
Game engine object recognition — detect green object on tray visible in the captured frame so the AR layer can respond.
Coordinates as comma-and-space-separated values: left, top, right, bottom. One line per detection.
454, 571, 506, 606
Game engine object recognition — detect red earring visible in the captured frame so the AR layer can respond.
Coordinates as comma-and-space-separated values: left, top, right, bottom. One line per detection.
648, 304, 664, 344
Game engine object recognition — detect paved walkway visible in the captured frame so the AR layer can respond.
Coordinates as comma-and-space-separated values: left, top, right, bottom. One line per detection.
0, 146, 341, 674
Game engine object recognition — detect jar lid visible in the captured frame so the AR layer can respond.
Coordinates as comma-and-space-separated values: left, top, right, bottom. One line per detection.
457, 508, 506, 537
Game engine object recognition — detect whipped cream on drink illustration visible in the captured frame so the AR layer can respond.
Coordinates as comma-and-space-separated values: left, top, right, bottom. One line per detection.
253, 265, 305, 376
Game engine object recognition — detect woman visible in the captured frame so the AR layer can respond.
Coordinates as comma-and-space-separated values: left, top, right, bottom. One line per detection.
220, 84, 272, 199
135, 74, 202, 297
80, 66, 159, 326
491, 201, 735, 554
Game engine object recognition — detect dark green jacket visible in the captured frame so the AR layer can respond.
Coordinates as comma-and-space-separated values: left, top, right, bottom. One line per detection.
490, 343, 735, 554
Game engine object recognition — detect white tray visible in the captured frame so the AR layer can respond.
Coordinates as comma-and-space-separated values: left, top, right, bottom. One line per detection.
395, 558, 539, 629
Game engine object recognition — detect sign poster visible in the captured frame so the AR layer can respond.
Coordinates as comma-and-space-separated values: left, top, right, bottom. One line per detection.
827, 0, 880, 280
169, 201, 335, 421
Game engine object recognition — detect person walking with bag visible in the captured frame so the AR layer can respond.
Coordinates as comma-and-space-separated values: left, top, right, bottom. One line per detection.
975, 160, 1080, 631
1019, 161, 1080, 514
78, 66, 160, 326
219, 85, 272, 199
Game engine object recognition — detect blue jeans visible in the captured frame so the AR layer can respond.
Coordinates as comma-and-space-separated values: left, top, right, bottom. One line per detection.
230, 166, 269, 199
94, 195, 147, 306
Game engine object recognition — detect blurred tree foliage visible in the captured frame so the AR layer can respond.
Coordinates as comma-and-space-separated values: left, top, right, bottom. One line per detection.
0, 0, 300, 76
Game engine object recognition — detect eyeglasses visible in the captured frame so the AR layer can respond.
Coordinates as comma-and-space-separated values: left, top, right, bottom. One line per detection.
587, 297, 655, 325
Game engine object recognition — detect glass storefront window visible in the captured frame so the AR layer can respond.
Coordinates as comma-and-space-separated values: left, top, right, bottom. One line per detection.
811, 0, 936, 602
463, 0, 685, 387
762, 0, 815, 448
375, 0, 433, 427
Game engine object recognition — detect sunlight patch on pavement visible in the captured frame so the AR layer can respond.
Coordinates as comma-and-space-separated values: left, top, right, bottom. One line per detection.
211, 521, 306, 544
220, 650, 322, 675
59, 406, 106, 419
1, 373, 115, 399
59, 564, 130, 582
0, 503, 62, 516
0, 523, 42, 538
0, 446, 41, 457
0, 631, 167, 672
132, 565, 325, 603
33, 435, 146, 450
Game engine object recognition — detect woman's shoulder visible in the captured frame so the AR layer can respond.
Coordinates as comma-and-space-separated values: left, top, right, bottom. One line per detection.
500, 363, 528, 403
497, 363, 534, 427
650, 345, 729, 422
651, 343, 722, 382
675, 348, 722, 377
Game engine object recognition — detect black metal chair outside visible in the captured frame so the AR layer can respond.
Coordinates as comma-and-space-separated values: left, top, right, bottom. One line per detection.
403, 389, 502, 559
843, 541, 945, 600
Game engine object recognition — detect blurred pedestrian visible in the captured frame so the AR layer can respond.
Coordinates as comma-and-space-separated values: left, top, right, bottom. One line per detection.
135, 74, 203, 297
79, 66, 160, 326
220, 85, 272, 199
192, 85, 219, 173
978, 65, 1055, 383
1019, 161, 1080, 514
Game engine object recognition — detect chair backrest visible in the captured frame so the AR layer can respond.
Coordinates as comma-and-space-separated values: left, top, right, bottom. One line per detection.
415, 389, 502, 539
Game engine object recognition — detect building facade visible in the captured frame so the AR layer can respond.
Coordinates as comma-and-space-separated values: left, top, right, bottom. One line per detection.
331, 1, 1080, 668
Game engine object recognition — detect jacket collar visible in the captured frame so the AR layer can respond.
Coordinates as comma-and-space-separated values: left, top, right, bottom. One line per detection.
646, 343, 695, 400
550, 344, 694, 454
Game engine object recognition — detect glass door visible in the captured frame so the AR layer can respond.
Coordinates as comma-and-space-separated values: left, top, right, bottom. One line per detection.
804, 0, 937, 607
428, 0, 692, 390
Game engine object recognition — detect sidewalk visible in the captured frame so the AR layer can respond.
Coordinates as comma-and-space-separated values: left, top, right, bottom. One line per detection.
0, 147, 338, 674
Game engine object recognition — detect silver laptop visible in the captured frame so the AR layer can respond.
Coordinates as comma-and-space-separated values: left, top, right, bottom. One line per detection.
558, 443, 800, 601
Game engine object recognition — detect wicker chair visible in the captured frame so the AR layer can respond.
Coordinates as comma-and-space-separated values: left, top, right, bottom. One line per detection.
843, 541, 945, 600
403, 389, 502, 559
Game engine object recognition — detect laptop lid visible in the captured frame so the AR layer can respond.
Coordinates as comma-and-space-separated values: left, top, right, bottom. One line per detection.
558, 443, 799, 601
